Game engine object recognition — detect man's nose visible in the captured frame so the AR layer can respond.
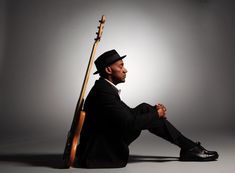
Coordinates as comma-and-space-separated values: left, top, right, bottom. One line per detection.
123, 67, 128, 73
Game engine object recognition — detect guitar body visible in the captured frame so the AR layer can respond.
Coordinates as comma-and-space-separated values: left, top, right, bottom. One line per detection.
70, 111, 86, 165
63, 15, 105, 168
63, 110, 86, 168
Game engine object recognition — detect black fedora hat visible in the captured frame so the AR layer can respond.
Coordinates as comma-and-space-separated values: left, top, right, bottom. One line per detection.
94, 49, 126, 75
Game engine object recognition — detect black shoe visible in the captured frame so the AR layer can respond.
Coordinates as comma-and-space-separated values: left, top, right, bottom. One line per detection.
179, 142, 219, 161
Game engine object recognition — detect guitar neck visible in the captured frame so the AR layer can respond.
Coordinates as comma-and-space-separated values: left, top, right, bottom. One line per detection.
79, 41, 99, 108
70, 15, 105, 134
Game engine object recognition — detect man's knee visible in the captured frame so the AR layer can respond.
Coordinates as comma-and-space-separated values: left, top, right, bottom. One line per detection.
133, 103, 155, 114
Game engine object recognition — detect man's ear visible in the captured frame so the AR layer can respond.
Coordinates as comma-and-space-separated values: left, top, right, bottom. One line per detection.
105, 66, 112, 75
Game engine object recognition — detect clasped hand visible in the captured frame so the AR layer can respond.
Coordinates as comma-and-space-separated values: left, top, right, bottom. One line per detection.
155, 103, 167, 118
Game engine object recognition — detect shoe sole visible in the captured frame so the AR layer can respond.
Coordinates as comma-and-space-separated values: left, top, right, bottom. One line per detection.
179, 154, 219, 162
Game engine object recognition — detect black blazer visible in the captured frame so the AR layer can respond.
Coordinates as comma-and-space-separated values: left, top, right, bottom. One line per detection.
76, 78, 158, 168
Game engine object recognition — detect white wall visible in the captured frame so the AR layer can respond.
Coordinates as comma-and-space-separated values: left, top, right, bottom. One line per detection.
0, 0, 234, 141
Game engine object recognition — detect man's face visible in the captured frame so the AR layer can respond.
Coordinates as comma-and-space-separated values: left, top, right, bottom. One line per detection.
107, 59, 128, 85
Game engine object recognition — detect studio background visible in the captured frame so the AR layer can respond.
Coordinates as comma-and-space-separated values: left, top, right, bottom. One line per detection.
0, 0, 234, 152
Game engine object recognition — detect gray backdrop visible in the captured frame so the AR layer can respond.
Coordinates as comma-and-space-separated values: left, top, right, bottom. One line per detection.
0, 0, 234, 145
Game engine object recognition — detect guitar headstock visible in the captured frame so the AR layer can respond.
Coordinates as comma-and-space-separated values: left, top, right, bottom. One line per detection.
95, 15, 105, 42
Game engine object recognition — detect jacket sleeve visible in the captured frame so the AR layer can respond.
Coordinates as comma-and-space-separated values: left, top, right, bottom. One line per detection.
98, 93, 159, 132
131, 102, 160, 130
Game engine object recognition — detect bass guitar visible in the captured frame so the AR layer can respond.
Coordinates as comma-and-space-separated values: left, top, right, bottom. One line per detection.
63, 15, 105, 168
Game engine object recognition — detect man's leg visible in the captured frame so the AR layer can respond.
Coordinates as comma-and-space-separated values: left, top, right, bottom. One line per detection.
129, 103, 195, 150
130, 103, 218, 161
148, 118, 196, 150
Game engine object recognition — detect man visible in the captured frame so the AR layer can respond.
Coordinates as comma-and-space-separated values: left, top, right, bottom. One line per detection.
75, 49, 218, 168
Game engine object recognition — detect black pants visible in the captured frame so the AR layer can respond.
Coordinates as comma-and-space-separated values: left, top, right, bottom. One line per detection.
124, 103, 195, 150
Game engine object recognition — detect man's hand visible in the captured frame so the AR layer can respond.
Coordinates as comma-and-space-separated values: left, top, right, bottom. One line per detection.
155, 103, 167, 118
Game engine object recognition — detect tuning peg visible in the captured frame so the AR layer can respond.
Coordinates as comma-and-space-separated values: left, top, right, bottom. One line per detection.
95, 37, 100, 41
99, 15, 106, 23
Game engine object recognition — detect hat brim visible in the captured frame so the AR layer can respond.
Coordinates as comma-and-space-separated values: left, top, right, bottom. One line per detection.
93, 55, 126, 75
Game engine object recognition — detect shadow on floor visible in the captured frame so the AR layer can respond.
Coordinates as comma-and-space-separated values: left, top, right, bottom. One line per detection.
0, 153, 179, 168
129, 154, 179, 163
0, 153, 65, 169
